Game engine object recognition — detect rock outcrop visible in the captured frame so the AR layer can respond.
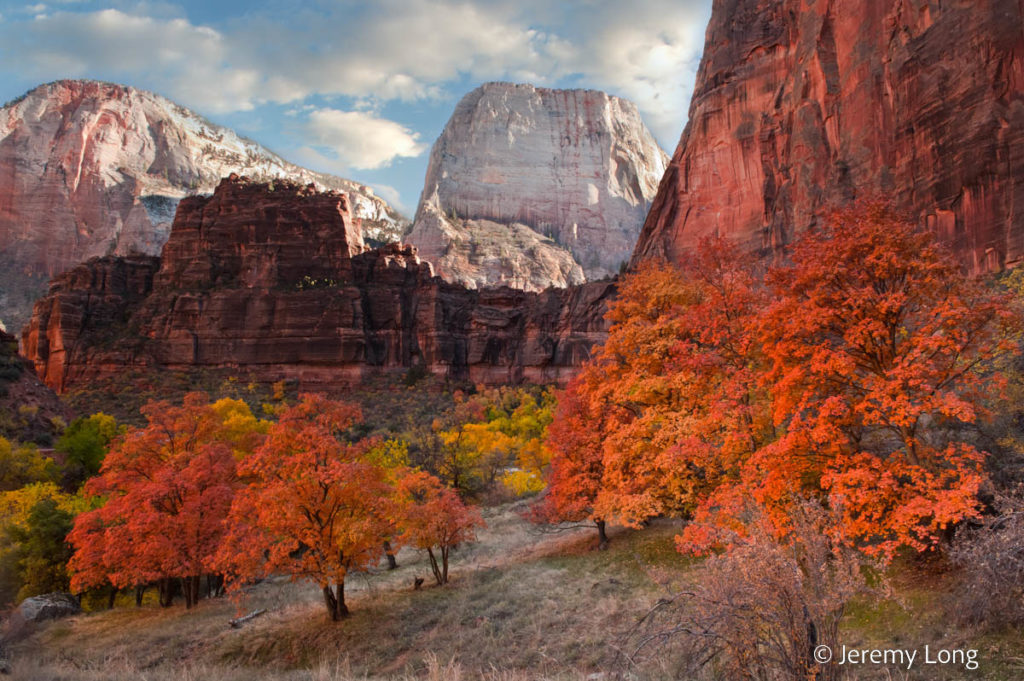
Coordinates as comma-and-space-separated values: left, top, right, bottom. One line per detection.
632, 0, 1024, 273
0, 329, 68, 444
407, 83, 667, 291
0, 79, 407, 330
23, 177, 613, 393
3, 593, 81, 642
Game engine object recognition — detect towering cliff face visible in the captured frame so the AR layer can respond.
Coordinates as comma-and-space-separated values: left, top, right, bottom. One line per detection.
406, 83, 667, 291
0, 79, 407, 330
23, 177, 612, 393
633, 0, 1024, 272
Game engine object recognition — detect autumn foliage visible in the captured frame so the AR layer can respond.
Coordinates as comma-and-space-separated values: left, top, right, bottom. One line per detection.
430, 387, 555, 497
67, 394, 256, 607
67, 392, 484, 619
395, 470, 484, 585
543, 205, 1019, 559
217, 395, 391, 620
539, 379, 607, 535
216, 394, 482, 620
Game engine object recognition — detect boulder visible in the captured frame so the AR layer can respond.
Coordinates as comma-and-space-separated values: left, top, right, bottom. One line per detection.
3, 593, 81, 642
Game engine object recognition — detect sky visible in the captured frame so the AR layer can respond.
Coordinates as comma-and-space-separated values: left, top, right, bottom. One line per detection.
0, 0, 712, 216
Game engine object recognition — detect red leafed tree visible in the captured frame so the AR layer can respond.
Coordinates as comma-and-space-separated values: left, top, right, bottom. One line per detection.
537, 377, 611, 546
68, 392, 242, 607
541, 245, 768, 546
745, 204, 1018, 556
217, 394, 393, 621
540, 261, 701, 538
395, 470, 484, 585
545, 203, 1017, 559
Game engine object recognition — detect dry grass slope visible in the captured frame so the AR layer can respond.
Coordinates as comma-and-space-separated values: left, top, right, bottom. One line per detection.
8, 505, 691, 680
9, 504, 1024, 680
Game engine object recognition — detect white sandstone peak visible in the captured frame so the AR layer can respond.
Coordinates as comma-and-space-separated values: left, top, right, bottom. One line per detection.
405, 82, 668, 292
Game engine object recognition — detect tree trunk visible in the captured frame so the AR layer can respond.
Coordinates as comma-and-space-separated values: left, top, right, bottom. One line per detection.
440, 545, 449, 585
322, 581, 349, 621
206, 574, 224, 598
107, 586, 117, 610
182, 576, 201, 609
135, 585, 146, 607
596, 519, 609, 550
804, 605, 820, 679
158, 578, 175, 607
383, 541, 398, 570
335, 580, 348, 617
322, 585, 336, 620
426, 547, 443, 586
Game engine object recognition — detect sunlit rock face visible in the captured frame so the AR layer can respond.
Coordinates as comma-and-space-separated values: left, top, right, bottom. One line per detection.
0, 79, 406, 330
633, 0, 1024, 274
407, 82, 667, 291
23, 177, 614, 393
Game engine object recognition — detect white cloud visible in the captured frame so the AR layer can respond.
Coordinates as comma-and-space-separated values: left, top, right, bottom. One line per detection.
0, 1, 711, 147
302, 109, 427, 171
225, 0, 550, 105
2, 9, 255, 110
371, 184, 410, 215
564, 1, 711, 144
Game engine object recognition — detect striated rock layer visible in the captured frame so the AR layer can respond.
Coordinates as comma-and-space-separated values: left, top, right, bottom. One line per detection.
633, 0, 1024, 273
23, 177, 613, 393
407, 82, 667, 291
0, 79, 407, 330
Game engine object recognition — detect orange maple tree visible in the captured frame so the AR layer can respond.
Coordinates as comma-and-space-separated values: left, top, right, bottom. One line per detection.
542, 242, 769, 544
217, 394, 394, 621
744, 205, 1018, 556
68, 393, 245, 607
537, 377, 611, 545
395, 469, 483, 585
544, 204, 1019, 559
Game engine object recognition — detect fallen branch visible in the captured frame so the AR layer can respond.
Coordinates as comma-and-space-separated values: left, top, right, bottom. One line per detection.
228, 609, 266, 629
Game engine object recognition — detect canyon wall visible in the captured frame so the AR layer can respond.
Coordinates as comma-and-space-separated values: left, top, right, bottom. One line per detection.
0, 80, 406, 330
633, 0, 1024, 273
23, 177, 613, 393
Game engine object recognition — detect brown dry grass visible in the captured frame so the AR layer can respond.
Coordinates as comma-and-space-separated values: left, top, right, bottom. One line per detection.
7, 504, 691, 680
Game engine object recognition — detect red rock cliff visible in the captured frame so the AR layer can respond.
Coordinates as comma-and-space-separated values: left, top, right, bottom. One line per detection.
633, 0, 1024, 272
0, 79, 407, 332
22, 177, 612, 392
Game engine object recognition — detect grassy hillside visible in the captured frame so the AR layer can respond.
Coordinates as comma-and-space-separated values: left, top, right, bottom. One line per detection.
7, 504, 1024, 681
